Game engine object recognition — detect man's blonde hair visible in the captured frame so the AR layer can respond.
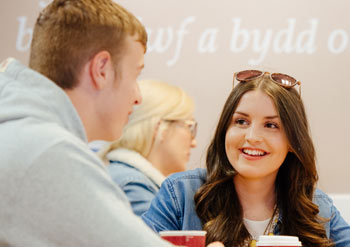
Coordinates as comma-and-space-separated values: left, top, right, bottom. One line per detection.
29, 0, 147, 89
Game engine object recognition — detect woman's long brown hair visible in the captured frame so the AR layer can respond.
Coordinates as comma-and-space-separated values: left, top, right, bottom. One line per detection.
194, 78, 333, 247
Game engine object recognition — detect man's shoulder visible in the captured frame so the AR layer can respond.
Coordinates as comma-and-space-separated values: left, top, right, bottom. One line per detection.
4, 119, 85, 158
1, 118, 100, 178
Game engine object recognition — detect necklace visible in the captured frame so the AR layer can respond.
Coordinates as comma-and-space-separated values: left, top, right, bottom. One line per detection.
243, 206, 279, 247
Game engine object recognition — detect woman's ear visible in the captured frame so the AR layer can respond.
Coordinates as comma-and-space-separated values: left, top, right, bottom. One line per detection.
153, 121, 164, 143
154, 120, 172, 144
89, 51, 113, 90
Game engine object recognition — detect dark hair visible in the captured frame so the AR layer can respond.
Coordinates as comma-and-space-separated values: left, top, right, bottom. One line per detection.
194, 77, 333, 247
29, 0, 147, 89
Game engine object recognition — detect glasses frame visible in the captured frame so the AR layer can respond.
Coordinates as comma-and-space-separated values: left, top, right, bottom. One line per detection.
233, 70, 301, 95
162, 119, 197, 139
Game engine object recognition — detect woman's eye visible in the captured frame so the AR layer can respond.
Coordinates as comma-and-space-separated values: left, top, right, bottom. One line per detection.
265, 122, 279, 129
235, 118, 248, 125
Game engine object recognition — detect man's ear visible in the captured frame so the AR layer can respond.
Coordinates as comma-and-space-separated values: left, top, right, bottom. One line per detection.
89, 51, 113, 90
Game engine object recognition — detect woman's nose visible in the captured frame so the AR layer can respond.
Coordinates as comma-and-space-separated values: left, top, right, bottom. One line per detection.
245, 124, 263, 143
191, 138, 197, 148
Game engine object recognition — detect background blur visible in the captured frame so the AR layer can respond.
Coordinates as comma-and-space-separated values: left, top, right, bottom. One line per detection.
1, 0, 349, 193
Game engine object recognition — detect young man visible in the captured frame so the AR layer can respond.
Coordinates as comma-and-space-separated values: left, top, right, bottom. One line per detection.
0, 1, 225, 245
0, 0, 167, 245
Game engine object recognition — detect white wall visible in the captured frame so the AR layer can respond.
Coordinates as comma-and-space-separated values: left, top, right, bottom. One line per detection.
329, 194, 350, 224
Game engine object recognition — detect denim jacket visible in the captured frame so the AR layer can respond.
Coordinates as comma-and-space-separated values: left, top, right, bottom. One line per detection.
142, 168, 350, 246
107, 148, 166, 216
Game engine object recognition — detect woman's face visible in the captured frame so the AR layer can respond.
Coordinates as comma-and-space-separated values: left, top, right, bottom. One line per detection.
225, 90, 290, 182
153, 119, 197, 176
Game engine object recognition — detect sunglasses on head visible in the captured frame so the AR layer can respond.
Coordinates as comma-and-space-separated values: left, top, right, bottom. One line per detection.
233, 70, 301, 95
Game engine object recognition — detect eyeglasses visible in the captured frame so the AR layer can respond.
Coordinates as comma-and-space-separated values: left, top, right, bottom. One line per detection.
233, 70, 301, 95
163, 119, 197, 139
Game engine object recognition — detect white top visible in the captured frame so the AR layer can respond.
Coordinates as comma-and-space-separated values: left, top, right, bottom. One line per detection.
243, 218, 271, 240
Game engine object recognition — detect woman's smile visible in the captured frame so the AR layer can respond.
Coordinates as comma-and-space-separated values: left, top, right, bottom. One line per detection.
240, 147, 269, 160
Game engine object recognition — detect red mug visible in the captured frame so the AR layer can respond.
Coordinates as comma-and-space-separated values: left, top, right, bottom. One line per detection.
159, 230, 207, 247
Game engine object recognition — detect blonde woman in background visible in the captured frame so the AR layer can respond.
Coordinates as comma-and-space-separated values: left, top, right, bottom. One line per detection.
100, 79, 197, 216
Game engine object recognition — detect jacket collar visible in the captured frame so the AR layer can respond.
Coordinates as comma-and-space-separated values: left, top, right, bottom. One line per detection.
106, 148, 166, 187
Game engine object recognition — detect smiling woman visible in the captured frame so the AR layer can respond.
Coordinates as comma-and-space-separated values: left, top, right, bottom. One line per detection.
142, 71, 350, 247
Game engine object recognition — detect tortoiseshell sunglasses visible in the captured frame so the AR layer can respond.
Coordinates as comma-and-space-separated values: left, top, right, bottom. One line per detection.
233, 70, 301, 95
